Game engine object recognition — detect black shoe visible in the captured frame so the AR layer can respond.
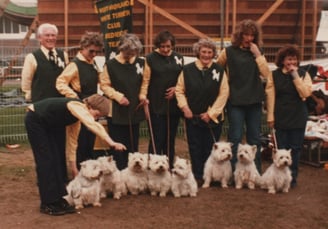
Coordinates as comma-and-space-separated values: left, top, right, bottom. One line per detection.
59, 198, 76, 214
40, 203, 66, 216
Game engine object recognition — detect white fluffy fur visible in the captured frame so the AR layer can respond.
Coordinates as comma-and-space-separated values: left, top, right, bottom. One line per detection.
171, 156, 198, 197
64, 159, 102, 209
147, 154, 172, 197
121, 152, 149, 195
97, 156, 124, 200
202, 142, 233, 188
234, 143, 260, 189
260, 149, 292, 194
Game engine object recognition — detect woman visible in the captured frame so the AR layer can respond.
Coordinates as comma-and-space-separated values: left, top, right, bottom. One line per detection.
100, 33, 150, 170
25, 94, 126, 216
217, 19, 270, 173
56, 31, 104, 168
144, 30, 184, 168
265, 44, 312, 187
175, 38, 229, 183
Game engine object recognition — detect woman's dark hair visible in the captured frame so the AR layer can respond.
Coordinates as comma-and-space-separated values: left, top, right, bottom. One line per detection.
154, 30, 176, 48
275, 44, 300, 68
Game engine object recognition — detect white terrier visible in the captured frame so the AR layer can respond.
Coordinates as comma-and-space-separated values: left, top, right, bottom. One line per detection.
97, 156, 124, 200
121, 152, 149, 195
64, 159, 102, 209
147, 154, 172, 197
260, 149, 292, 194
234, 143, 260, 190
202, 142, 233, 188
171, 156, 198, 197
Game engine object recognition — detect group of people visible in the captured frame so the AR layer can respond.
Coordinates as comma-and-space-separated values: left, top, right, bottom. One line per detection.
22, 19, 312, 216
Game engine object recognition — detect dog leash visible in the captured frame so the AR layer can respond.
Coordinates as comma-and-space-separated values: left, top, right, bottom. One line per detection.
166, 99, 171, 164
144, 103, 157, 155
271, 128, 278, 153
192, 114, 217, 143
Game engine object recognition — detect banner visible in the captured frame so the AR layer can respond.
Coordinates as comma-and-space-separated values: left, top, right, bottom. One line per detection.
316, 11, 328, 42
95, 0, 133, 60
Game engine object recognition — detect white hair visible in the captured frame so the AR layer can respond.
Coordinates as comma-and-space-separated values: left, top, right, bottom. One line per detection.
37, 23, 58, 37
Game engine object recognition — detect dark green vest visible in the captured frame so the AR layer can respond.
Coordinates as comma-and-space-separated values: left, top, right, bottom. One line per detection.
183, 62, 224, 125
273, 68, 308, 129
106, 58, 145, 125
71, 58, 99, 99
146, 51, 183, 115
226, 46, 264, 105
33, 97, 81, 128
32, 48, 65, 102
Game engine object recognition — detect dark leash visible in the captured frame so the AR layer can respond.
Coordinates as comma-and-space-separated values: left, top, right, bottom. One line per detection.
271, 128, 278, 154
128, 110, 135, 153
144, 103, 157, 155
193, 114, 217, 143
167, 99, 171, 164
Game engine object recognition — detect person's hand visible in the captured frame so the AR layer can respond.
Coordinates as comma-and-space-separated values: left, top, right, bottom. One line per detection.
165, 87, 176, 100
286, 65, 299, 79
249, 42, 261, 58
267, 121, 274, 129
200, 112, 211, 123
69, 161, 79, 177
119, 96, 130, 106
182, 106, 193, 119
110, 142, 127, 151
140, 98, 150, 119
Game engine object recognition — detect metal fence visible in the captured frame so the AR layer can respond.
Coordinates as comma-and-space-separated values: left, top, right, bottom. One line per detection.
0, 44, 323, 144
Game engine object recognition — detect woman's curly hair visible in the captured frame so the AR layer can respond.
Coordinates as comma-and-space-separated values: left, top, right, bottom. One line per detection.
231, 19, 263, 47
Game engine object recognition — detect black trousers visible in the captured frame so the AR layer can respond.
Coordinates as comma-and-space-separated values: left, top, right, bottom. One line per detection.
106, 117, 140, 170
76, 123, 96, 169
148, 113, 180, 168
24, 111, 67, 205
185, 119, 223, 180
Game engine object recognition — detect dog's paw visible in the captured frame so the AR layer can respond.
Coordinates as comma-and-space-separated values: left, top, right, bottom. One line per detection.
100, 192, 107, 199
159, 192, 167, 197
113, 193, 121, 200
235, 185, 242, 189
75, 205, 84, 209
93, 202, 102, 207
202, 183, 210, 188
282, 188, 289, 193
268, 189, 276, 194
190, 193, 197, 197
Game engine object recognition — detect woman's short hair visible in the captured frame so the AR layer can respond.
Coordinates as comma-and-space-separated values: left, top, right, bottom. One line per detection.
192, 38, 217, 59
275, 44, 300, 68
154, 30, 176, 48
118, 33, 143, 54
79, 31, 104, 49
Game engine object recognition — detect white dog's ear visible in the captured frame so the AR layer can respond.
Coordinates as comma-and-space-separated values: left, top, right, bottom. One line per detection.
80, 161, 86, 168
251, 145, 257, 153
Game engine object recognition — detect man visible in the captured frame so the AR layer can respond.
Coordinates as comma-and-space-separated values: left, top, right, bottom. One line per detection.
21, 23, 70, 182
21, 23, 69, 102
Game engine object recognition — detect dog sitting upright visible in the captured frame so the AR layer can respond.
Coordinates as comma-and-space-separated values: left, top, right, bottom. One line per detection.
147, 154, 172, 197
97, 156, 124, 200
260, 149, 292, 194
64, 159, 102, 209
234, 143, 260, 190
202, 141, 233, 188
121, 152, 149, 195
171, 156, 198, 197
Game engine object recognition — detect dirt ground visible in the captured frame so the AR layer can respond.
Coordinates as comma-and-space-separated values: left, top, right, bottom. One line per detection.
0, 138, 327, 229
